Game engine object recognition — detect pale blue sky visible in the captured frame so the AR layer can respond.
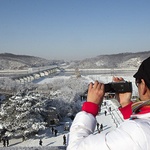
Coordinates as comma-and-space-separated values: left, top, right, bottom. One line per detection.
0, 0, 150, 60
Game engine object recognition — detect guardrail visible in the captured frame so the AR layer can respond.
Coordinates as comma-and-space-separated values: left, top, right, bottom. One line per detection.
105, 99, 124, 127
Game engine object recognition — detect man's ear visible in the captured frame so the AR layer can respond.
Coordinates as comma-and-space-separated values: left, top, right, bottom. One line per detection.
141, 79, 147, 95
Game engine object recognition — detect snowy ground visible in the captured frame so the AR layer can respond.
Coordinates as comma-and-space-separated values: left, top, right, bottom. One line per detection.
0, 73, 136, 149
0, 99, 124, 150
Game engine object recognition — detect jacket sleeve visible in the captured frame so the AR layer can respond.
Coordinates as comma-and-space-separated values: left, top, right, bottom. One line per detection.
67, 111, 147, 150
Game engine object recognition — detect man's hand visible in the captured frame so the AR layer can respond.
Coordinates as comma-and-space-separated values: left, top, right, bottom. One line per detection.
87, 81, 105, 105
113, 77, 132, 107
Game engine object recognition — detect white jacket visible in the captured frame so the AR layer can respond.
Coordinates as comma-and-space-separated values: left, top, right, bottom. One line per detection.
67, 111, 150, 150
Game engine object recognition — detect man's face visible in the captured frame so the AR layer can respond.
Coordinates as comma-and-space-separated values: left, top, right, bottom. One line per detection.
135, 79, 142, 100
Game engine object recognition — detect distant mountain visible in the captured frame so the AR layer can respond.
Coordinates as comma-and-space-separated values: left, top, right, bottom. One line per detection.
68, 51, 150, 69
0, 51, 150, 70
0, 53, 64, 70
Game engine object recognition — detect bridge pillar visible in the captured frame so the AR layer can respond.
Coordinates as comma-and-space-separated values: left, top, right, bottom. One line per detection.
34, 74, 40, 79
23, 77, 28, 83
44, 71, 49, 76
29, 75, 34, 81
20, 78, 25, 84
40, 72, 45, 77
27, 76, 31, 82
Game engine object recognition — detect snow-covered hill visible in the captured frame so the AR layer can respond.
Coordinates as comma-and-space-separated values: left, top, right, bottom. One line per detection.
68, 51, 150, 69
0, 53, 64, 70
0, 51, 150, 70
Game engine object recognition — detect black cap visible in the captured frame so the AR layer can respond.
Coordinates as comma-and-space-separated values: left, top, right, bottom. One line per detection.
133, 57, 150, 88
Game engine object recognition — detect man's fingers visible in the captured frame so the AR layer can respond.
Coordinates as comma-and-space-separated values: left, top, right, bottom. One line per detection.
93, 80, 99, 89
100, 84, 104, 91
89, 81, 104, 92
97, 82, 101, 90
88, 82, 93, 90
94, 81, 104, 91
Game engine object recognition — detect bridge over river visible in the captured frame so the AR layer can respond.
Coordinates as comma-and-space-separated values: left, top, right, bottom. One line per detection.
0, 65, 60, 84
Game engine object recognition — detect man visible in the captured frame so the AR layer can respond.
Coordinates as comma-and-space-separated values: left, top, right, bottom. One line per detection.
39, 139, 42, 146
67, 57, 150, 150
63, 135, 67, 145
